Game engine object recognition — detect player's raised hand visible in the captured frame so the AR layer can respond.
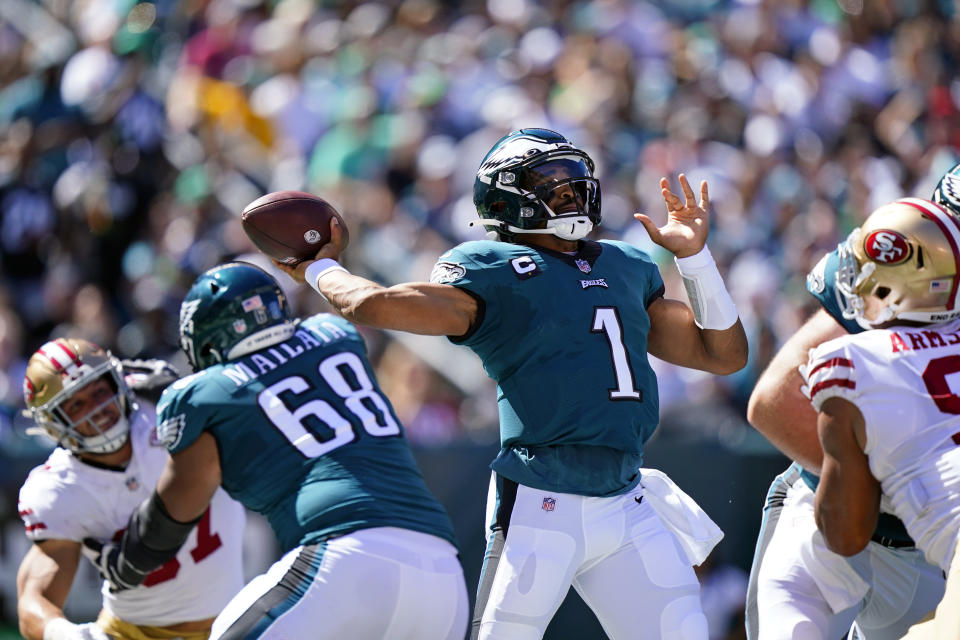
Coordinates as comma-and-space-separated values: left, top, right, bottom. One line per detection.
634, 174, 710, 258
273, 217, 347, 284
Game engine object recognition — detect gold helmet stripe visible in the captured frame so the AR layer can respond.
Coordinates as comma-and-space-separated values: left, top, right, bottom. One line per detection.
900, 197, 960, 311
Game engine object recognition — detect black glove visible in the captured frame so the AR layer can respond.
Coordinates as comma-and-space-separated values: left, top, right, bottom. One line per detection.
121, 358, 180, 403
81, 538, 149, 593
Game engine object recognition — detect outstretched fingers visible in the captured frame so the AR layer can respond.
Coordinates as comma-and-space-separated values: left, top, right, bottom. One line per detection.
661, 177, 683, 212
678, 173, 697, 205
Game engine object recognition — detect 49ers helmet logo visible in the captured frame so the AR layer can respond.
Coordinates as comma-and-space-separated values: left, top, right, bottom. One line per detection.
864, 229, 912, 265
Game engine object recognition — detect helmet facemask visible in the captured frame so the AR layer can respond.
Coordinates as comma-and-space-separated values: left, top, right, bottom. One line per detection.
473, 129, 601, 242
836, 198, 960, 329
520, 157, 600, 240
933, 163, 960, 218
23, 339, 132, 455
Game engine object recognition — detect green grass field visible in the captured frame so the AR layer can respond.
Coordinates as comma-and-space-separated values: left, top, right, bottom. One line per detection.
0, 625, 20, 639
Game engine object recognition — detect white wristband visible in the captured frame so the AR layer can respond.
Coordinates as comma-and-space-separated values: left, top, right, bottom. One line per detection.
44, 618, 75, 640
674, 246, 739, 330
304, 259, 348, 298
43, 618, 110, 640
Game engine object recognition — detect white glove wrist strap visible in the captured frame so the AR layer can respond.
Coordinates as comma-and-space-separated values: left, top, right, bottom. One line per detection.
674, 246, 739, 330
304, 259, 348, 298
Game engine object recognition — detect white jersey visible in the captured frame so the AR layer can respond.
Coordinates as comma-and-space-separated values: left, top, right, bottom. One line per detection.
18, 403, 246, 626
806, 318, 960, 571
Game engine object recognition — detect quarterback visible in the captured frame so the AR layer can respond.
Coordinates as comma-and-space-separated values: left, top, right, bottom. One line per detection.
84, 262, 467, 640
745, 169, 960, 639
273, 128, 748, 639
806, 197, 960, 638
17, 339, 245, 640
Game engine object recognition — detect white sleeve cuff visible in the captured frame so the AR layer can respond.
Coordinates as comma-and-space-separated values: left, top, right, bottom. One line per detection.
673, 246, 739, 331
674, 245, 715, 270
304, 259, 348, 297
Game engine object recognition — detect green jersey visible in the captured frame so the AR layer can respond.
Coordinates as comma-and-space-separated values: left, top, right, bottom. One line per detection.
156, 313, 456, 552
432, 239, 665, 497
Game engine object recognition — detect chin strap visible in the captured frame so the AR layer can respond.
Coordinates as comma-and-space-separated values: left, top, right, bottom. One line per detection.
469, 218, 594, 241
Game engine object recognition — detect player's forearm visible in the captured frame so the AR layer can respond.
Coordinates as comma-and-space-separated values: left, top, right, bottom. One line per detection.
317, 272, 406, 329
814, 477, 876, 556
18, 597, 64, 640
746, 310, 847, 471
747, 378, 824, 471
316, 271, 474, 336
698, 319, 749, 375
814, 404, 878, 555
814, 491, 869, 556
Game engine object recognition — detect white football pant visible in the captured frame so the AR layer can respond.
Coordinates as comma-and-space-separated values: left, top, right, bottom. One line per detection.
210, 527, 468, 640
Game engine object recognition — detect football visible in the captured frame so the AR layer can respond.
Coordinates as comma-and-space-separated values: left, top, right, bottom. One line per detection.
241, 191, 349, 265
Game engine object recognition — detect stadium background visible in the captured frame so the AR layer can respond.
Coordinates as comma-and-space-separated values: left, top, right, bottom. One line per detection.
1, 0, 958, 637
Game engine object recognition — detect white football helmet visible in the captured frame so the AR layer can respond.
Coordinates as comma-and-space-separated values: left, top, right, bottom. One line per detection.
837, 197, 960, 329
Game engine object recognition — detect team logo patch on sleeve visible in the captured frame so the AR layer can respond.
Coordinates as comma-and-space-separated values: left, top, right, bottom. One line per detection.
157, 414, 187, 449
430, 261, 466, 284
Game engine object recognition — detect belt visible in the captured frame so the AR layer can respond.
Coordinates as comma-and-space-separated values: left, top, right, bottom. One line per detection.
870, 513, 916, 549
869, 534, 915, 549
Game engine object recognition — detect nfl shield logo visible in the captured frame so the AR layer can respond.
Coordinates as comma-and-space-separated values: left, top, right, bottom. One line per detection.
233, 319, 247, 334
542, 497, 556, 512
126, 477, 139, 492
575, 259, 591, 274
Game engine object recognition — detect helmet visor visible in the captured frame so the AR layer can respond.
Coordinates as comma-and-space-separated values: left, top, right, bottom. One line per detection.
521, 157, 599, 218
521, 157, 592, 190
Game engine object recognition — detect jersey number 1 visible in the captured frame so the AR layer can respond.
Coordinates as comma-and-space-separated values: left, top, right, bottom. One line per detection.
592, 307, 642, 401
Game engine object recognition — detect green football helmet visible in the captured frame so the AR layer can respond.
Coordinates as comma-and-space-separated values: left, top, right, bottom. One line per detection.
179, 262, 295, 371
472, 128, 601, 242
933, 162, 960, 217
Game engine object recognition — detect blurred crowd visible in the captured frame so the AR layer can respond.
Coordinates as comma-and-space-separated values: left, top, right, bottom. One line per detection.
1, 0, 959, 449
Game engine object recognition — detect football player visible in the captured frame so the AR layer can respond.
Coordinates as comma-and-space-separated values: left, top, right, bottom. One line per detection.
803, 198, 960, 639
83, 262, 468, 640
271, 128, 749, 639
744, 167, 960, 640
17, 339, 246, 640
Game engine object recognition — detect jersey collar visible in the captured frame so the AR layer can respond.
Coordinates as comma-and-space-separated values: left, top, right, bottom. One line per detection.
521, 239, 603, 270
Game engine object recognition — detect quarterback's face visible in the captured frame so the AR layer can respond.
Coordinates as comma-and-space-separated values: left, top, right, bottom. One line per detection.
61, 377, 121, 434
524, 158, 591, 215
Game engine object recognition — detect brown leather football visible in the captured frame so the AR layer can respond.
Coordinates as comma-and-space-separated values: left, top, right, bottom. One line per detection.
241, 191, 348, 265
